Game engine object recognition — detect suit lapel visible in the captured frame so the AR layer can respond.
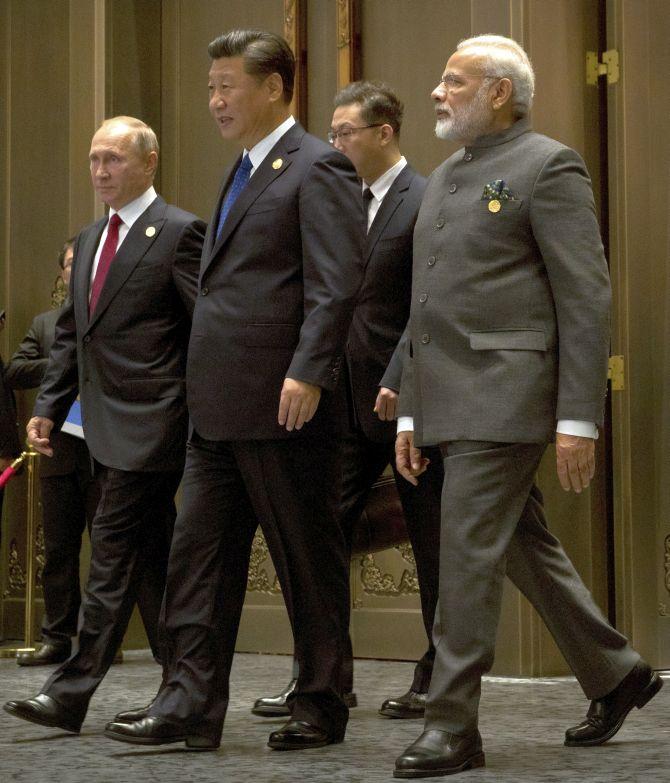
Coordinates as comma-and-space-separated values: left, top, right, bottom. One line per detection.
364, 165, 414, 263
74, 219, 105, 330
202, 124, 305, 277
85, 197, 168, 332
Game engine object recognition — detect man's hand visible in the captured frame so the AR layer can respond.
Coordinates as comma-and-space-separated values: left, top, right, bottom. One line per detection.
278, 378, 321, 432
556, 433, 595, 493
374, 387, 398, 421
26, 416, 55, 457
395, 430, 430, 486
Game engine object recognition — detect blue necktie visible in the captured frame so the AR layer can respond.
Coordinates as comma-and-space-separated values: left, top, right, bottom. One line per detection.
216, 153, 252, 238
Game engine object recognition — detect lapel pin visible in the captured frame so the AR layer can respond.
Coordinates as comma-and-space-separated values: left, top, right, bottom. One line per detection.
145, 226, 156, 237
488, 199, 501, 214
272, 158, 283, 170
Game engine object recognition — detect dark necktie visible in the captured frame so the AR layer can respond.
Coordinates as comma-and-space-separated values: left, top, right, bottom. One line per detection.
363, 187, 374, 233
216, 153, 253, 238
89, 213, 123, 316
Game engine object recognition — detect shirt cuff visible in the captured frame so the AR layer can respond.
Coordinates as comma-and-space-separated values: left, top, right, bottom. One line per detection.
556, 420, 598, 439
397, 416, 414, 433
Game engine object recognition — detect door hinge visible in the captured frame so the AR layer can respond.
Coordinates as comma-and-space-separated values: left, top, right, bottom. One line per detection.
608, 355, 624, 391
586, 50, 620, 85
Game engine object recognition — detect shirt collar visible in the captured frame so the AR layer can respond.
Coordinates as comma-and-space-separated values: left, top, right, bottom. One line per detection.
246, 116, 296, 173
467, 117, 531, 150
110, 186, 157, 228
364, 156, 407, 202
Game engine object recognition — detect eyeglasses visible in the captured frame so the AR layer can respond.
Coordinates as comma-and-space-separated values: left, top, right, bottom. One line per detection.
327, 124, 382, 143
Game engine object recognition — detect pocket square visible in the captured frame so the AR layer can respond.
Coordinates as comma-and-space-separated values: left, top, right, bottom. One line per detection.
481, 179, 517, 201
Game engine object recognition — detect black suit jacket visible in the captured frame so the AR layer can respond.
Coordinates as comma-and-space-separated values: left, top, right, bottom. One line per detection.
187, 122, 365, 441
346, 164, 426, 443
5, 307, 89, 476
33, 196, 205, 472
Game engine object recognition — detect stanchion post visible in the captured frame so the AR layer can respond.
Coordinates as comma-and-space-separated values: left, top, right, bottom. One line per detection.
22, 447, 38, 649
0, 446, 40, 657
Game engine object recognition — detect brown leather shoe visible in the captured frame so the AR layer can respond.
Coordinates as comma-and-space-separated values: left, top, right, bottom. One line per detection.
3, 693, 83, 733
380, 689, 427, 719
565, 660, 663, 746
16, 643, 70, 667
267, 719, 345, 750
394, 729, 485, 778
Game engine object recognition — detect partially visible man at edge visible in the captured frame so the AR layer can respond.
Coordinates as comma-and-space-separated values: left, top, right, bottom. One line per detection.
3, 116, 205, 734
393, 35, 661, 779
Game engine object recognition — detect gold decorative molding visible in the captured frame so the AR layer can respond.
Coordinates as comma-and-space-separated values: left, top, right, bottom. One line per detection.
664, 534, 670, 594
284, 0, 307, 126
660, 603, 669, 617
7, 539, 26, 593
359, 550, 419, 597
35, 524, 45, 589
336, 0, 359, 89
247, 530, 282, 594
51, 274, 67, 308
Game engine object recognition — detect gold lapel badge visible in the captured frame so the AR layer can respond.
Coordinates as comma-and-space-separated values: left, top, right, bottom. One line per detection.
272, 158, 283, 170
145, 226, 156, 237
488, 199, 501, 214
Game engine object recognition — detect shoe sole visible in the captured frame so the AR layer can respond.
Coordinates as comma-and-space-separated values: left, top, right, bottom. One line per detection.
268, 737, 345, 751
3, 703, 80, 734
564, 672, 664, 747
251, 706, 291, 717
16, 657, 70, 667
103, 727, 218, 751
379, 708, 425, 719
393, 752, 486, 778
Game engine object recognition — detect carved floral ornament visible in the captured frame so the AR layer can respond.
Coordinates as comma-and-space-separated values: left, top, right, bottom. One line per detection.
246, 531, 421, 598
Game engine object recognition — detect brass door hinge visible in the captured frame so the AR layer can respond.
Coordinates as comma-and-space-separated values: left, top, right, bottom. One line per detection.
608, 355, 624, 391
586, 50, 620, 85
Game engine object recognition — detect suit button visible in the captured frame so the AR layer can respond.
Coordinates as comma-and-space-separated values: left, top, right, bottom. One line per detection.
464, 152, 473, 162
449, 183, 457, 193
419, 293, 428, 303
83, 335, 91, 344
427, 256, 436, 266
421, 333, 430, 344
200, 287, 209, 296
435, 218, 445, 229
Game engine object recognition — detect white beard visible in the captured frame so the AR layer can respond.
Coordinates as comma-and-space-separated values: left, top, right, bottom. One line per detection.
435, 83, 494, 142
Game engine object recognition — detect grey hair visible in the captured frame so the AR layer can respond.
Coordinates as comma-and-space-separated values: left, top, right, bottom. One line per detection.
99, 116, 159, 158
457, 35, 535, 118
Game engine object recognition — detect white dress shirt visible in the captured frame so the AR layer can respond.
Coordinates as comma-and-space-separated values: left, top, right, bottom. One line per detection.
363, 156, 407, 231
245, 115, 296, 176
90, 186, 158, 292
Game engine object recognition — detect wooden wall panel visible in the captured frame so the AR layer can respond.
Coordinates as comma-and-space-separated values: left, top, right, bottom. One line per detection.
160, 0, 285, 220
607, 0, 670, 666
306, 0, 338, 138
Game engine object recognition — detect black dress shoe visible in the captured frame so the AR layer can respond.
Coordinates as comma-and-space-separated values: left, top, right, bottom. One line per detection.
104, 716, 218, 750
252, 678, 297, 716
380, 689, 427, 719
3, 693, 82, 733
267, 719, 345, 750
252, 678, 357, 716
394, 729, 485, 778
16, 643, 70, 667
114, 697, 156, 723
565, 660, 663, 747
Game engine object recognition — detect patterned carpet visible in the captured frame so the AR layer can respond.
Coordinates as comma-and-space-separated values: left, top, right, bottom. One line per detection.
0, 651, 667, 783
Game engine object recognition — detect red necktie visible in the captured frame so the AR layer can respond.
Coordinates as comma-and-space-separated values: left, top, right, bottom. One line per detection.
89, 213, 123, 316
